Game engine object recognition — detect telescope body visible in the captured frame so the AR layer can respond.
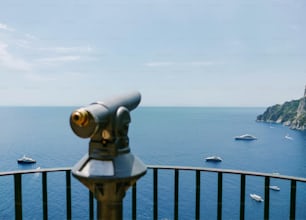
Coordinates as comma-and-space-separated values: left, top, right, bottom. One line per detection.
70, 91, 141, 138
70, 91, 146, 220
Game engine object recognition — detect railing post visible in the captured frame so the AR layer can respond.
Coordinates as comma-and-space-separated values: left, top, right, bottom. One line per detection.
132, 183, 137, 220
264, 177, 270, 220
153, 168, 158, 220
89, 191, 94, 220
240, 174, 245, 220
195, 170, 201, 220
174, 169, 179, 220
290, 180, 296, 220
42, 172, 48, 220
217, 172, 223, 220
14, 173, 22, 220
66, 170, 72, 220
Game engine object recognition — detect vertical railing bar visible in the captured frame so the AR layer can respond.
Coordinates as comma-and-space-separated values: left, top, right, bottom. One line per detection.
240, 174, 245, 220
195, 170, 201, 220
217, 172, 223, 220
132, 183, 137, 220
153, 168, 158, 220
174, 169, 179, 220
14, 173, 22, 220
42, 172, 48, 220
290, 180, 296, 220
89, 191, 94, 220
264, 176, 270, 220
66, 170, 72, 220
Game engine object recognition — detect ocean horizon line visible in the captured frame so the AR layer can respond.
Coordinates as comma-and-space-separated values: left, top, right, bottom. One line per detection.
0, 105, 267, 108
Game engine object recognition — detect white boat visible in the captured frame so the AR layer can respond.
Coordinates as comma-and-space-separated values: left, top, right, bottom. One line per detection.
269, 185, 280, 191
235, 134, 257, 140
285, 134, 293, 140
17, 155, 36, 164
250, 193, 264, 202
205, 156, 222, 162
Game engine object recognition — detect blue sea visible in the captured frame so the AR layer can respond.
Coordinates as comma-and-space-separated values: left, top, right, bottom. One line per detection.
0, 107, 305, 219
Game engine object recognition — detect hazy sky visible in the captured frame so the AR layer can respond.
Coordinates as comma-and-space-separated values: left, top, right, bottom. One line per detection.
0, 0, 305, 106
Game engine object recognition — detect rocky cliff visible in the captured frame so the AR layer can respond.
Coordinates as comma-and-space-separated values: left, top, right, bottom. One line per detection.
257, 88, 306, 131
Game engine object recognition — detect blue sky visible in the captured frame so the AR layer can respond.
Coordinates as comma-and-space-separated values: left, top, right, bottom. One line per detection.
0, 0, 305, 106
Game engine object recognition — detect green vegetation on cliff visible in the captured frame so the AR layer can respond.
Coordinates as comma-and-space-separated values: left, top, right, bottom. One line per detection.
257, 100, 300, 122
257, 95, 306, 131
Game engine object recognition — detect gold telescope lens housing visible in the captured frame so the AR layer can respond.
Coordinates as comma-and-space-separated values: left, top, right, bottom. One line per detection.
70, 91, 141, 139
71, 109, 89, 127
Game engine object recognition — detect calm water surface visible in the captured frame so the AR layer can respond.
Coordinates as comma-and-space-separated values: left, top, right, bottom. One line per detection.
0, 107, 305, 219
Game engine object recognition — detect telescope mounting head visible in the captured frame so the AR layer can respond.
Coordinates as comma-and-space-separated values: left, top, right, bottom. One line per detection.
70, 91, 141, 159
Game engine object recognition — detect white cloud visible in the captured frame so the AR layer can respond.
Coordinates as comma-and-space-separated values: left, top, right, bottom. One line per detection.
145, 61, 216, 67
24, 33, 37, 40
38, 46, 93, 53
0, 23, 95, 72
188, 61, 216, 66
25, 73, 56, 82
0, 42, 32, 71
0, 23, 14, 31
145, 61, 175, 67
36, 55, 81, 63
0, 24, 33, 71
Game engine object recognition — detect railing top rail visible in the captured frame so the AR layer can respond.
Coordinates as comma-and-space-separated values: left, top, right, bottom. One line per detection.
0, 167, 71, 177
1, 165, 306, 183
147, 165, 306, 182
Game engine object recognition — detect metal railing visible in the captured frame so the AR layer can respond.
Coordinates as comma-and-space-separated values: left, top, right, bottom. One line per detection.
1, 166, 306, 220
144, 165, 306, 220
0, 168, 73, 220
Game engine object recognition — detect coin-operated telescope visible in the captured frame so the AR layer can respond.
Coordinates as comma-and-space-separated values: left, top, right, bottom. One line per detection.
70, 91, 147, 220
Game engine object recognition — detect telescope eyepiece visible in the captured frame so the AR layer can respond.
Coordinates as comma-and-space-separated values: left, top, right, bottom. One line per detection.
70, 91, 141, 139
71, 109, 89, 127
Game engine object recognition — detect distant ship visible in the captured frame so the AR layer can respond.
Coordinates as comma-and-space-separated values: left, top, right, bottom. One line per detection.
205, 156, 222, 162
235, 134, 257, 140
285, 134, 293, 140
17, 155, 36, 164
269, 185, 280, 191
250, 193, 264, 202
